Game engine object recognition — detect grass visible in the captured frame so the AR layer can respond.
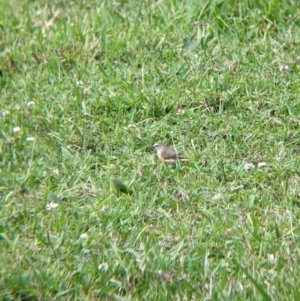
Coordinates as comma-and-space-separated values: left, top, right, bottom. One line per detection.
1, 0, 300, 300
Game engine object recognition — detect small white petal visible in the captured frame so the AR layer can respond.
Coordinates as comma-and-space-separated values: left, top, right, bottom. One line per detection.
267, 254, 275, 263
13, 127, 21, 133
76, 80, 84, 86
127, 124, 136, 128
27, 101, 35, 106
46, 202, 59, 211
26, 137, 35, 142
244, 162, 255, 171
258, 162, 267, 168
79, 233, 88, 240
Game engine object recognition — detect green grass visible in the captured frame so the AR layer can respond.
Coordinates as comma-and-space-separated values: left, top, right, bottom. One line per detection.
1, 0, 300, 300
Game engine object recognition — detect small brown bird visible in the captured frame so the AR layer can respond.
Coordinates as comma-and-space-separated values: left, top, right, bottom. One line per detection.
152, 142, 189, 162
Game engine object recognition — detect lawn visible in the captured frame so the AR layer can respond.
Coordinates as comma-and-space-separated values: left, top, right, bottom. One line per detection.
1, 0, 300, 300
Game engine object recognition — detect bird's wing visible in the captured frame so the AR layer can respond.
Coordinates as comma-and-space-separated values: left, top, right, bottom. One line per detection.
162, 149, 188, 160
176, 153, 188, 159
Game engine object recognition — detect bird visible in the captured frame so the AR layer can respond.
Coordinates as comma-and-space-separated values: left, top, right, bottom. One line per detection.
152, 142, 189, 162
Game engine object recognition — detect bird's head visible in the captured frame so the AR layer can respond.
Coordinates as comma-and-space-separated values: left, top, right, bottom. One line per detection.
152, 142, 166, 150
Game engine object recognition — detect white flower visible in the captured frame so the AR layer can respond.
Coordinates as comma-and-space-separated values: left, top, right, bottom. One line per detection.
26, 137, 35, 142
79, 233, 88, 240
279, 65, 289, 72
0, 111, 10, 117
100, 205, 108, 212
258, 162, 267, 168
13, 126, 21, 133
127, 124, 136, 128
176, 109, 185, 115
267, 254, 275, 263
27, 101, 35, 106
46, 202, 59, 211
83, 88, 90, 95
76, 80, 84, 86
244, 162, 255, 171
98, 263, 108, 272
